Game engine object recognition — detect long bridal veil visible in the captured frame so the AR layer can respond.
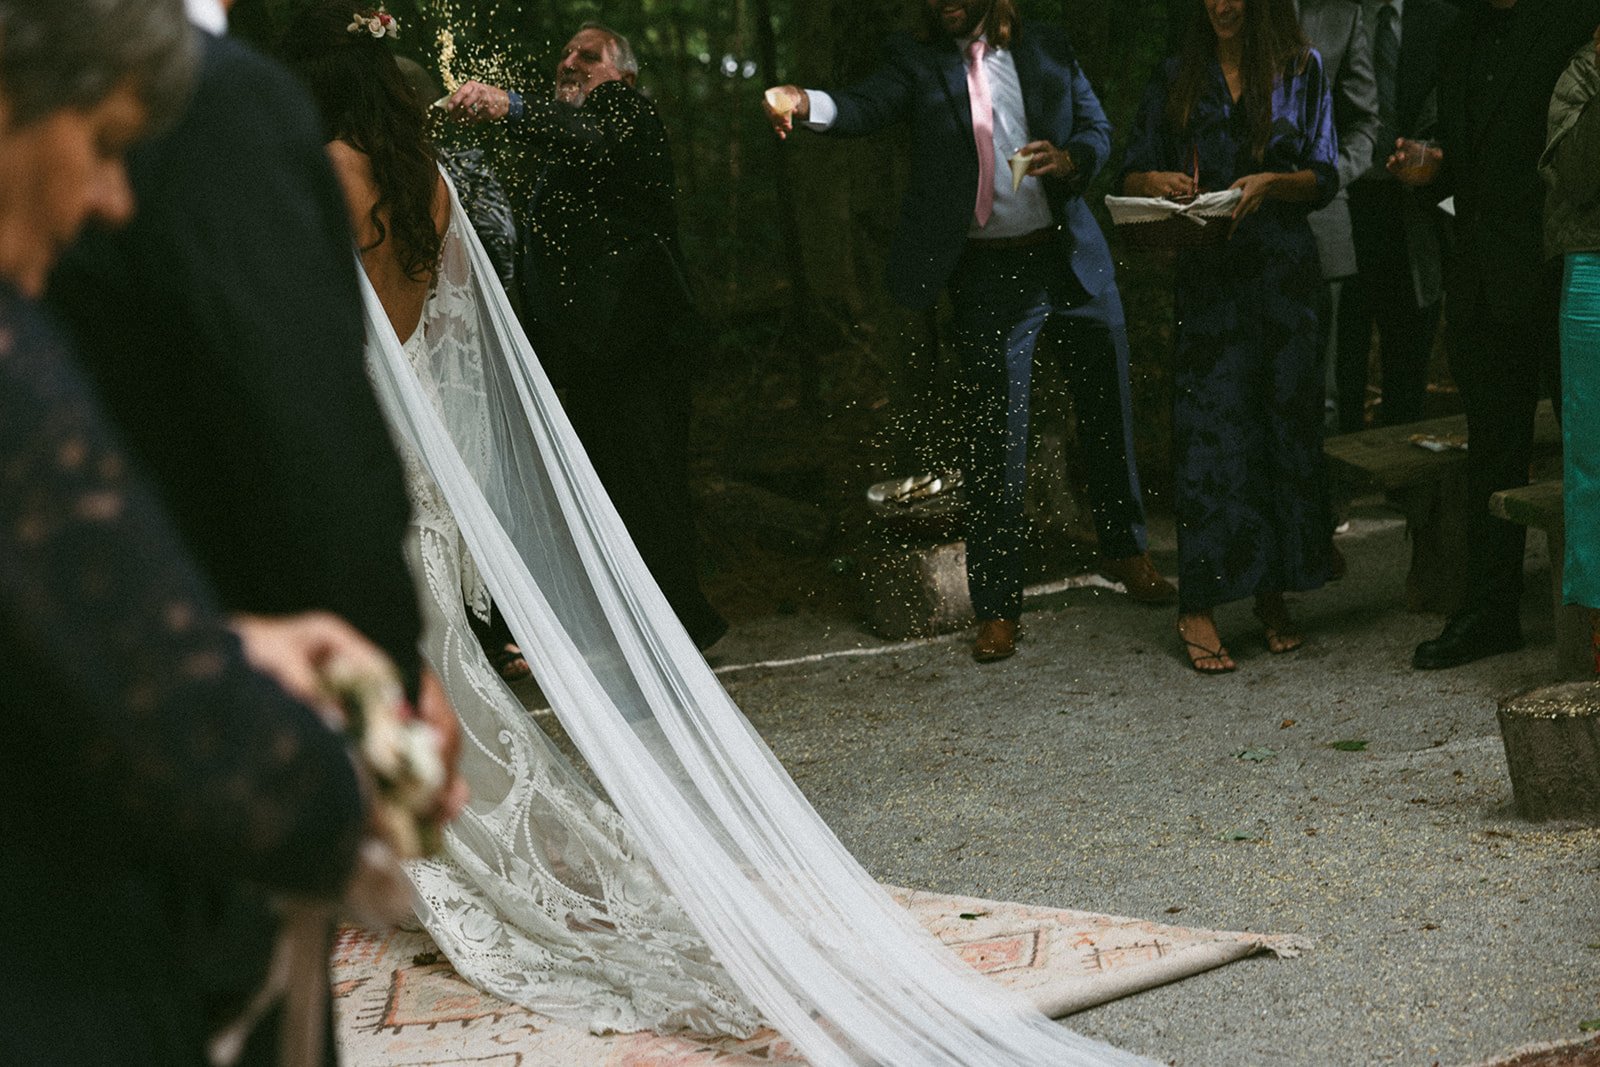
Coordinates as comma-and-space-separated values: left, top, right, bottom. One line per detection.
359, 170, 1151, 1066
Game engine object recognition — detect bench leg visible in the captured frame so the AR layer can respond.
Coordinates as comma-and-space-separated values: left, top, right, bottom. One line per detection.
1548, 527, 1597, 679
1393, 472, 1469, 616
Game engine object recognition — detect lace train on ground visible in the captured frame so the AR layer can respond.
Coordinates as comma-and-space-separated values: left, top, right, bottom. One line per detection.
359, 169, 1151, 1066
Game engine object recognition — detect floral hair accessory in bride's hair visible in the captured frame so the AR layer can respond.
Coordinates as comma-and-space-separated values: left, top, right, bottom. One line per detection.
347, 6, 399, 39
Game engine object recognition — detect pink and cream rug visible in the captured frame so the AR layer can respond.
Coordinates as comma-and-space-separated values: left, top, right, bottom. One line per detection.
334, 886, 1309, 1066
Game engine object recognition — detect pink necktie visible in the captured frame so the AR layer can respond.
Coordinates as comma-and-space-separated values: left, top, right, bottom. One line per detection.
966, 38, 995, 228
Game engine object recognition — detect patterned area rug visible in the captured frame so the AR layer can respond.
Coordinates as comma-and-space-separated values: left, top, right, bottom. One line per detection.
1465, 1035, 1600, 1067
334, 886, 1310, 1066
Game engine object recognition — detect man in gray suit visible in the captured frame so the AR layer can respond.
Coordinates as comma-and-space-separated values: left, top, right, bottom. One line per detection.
1298, 0, 1382, 432
1339, 0, 1457, 431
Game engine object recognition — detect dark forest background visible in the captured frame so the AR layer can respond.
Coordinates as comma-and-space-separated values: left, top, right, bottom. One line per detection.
226, 1, 1463, 616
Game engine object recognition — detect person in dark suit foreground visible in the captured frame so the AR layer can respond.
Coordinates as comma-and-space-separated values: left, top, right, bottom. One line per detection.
47, 3, 464, 1061
763, 0, 1173, 664
0, 2, 377, 1061
1393, 0, 1600, 669
447, 25, 728, 651
49, 19, 426, 698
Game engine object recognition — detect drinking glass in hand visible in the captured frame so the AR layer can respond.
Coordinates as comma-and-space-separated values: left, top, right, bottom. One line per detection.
1390, 138, 1441, 185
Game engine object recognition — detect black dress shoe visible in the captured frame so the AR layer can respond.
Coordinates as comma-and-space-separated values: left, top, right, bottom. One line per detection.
1412, 609, 1523, 670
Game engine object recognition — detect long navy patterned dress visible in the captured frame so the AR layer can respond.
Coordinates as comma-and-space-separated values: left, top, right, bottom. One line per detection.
1122, 52, 1339, 613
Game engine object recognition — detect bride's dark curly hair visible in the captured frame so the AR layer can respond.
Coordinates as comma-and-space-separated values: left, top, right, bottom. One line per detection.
279, 1, 441, 281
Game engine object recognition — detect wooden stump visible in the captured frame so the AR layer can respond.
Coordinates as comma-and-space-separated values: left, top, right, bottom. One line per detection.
860, 540, 974, 640
860, 475, 972, 640
1497, 682, 1600, 822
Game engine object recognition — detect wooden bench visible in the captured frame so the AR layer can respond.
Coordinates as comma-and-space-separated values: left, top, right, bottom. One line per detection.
1490, 480, 1593, 679
1324, 402, 1561, 614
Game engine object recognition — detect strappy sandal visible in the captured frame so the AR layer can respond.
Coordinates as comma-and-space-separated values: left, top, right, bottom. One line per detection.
1181, 636, 1237, 674
488, 642, 532, 682
1252, 600, 1305, 654
1178, 614, 1236, 674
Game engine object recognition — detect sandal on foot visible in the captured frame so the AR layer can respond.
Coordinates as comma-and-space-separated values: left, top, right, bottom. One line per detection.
489, 642, 532, 682
1252, 604, 1305, 654
1181, 637, 1237, 674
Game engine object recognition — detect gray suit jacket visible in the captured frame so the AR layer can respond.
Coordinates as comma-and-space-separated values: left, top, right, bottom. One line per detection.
1300, 0, 1382, 279
1350, 0, 1456, 309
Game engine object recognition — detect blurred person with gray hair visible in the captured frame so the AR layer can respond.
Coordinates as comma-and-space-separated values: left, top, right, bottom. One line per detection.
0, 2, 383, 1064
46, 0, 463, 1063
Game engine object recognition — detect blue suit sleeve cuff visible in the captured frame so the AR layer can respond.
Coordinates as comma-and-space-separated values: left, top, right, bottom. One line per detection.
506, 90, 524, 121
1063, 140, 1102, 189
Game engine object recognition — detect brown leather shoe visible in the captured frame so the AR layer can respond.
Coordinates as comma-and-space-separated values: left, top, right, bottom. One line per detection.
972, 618, 1019, 662
1098, 552, 1177, 604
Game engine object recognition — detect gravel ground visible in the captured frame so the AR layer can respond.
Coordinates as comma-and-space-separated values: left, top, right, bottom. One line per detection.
694, 504, 1600, 1066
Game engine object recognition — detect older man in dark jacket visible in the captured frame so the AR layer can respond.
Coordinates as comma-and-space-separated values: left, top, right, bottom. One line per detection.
449, 23, 727, 650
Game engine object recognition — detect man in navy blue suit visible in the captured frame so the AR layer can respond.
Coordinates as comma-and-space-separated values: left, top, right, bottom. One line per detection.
766, 0, 1169, 662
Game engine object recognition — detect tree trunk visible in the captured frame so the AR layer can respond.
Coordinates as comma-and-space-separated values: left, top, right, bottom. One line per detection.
753, 0, 820, 400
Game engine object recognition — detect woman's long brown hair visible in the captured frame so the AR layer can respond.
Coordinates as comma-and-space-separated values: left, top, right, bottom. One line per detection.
280, 0, 442, 282
1166, 0, 1310, 162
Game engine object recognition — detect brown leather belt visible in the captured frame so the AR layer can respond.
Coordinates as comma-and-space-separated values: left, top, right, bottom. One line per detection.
967, 226, 1058, 251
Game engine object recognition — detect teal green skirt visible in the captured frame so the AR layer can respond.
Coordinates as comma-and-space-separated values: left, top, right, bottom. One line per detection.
1562, 252, 1600, 608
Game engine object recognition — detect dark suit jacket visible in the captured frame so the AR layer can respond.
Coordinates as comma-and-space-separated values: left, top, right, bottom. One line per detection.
47, 33, 422, 694
511, 80, 692, 378
1394, 0, 1455, 135
824, 22, 1117, 311
1364, 0, 1457, 307
1436, 0, 1600, 320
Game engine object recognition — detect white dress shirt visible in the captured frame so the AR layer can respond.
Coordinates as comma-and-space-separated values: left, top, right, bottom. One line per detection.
185, 0, 227, 33
803, 35, 1056, 239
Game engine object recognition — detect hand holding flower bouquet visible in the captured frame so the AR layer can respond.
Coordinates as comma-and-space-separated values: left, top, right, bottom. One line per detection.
213, 614, 464, 1067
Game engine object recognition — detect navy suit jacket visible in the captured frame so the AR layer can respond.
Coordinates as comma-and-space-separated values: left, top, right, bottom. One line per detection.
825, 22, 1117, 311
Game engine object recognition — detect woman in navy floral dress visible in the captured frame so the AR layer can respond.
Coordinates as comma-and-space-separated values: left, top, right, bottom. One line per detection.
1122, 0, 1339, 673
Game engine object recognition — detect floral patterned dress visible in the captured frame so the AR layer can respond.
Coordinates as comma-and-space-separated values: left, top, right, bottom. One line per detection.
1122, 52, 1339, 612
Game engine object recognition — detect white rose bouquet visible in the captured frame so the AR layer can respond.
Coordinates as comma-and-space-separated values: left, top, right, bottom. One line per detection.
322, 660, 446, 862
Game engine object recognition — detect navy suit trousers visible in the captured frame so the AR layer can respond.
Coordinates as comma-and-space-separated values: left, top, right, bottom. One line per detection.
948, 242, 1146, 620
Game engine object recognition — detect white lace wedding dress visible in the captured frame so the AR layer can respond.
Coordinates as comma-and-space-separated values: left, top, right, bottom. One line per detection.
357, 170, 1151, 1066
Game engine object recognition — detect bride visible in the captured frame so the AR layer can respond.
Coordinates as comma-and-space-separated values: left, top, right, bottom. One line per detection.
281, 4, 1148, 1063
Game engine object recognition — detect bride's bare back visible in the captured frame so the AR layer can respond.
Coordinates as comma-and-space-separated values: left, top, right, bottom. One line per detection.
326, 140, 449, 343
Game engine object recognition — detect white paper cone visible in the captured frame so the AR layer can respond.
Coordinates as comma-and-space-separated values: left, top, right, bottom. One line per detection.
764, 87, 797, 118
1009, 152, 1033, 193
